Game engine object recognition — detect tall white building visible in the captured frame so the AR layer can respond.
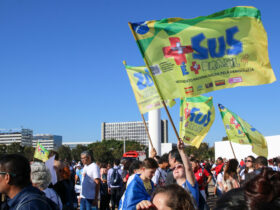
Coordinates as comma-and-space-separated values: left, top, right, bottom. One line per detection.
101, 120, 168, 146
33, 134, 62, 151
0, 129, 33, 146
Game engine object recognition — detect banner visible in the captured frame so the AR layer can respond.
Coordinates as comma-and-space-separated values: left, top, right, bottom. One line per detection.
218, 104, 268, 157
129, 6, 276, 99
179, 96, 215, 148
125, 64, 175, 114
34, 142, 49, 162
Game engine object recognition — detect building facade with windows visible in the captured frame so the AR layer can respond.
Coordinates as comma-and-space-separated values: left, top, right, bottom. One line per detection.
101, 120, 168, 146
63, 142, 92, 150
33, 134, 62, 151
0, 129, 33, 146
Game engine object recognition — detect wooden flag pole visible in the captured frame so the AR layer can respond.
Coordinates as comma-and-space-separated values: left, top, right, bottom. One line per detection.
141, 114, 154, 149
128, 23, 181, 143
229, 140, 237, 159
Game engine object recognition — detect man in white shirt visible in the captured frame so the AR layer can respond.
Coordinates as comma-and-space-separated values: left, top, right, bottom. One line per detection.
80, 151, 101, 210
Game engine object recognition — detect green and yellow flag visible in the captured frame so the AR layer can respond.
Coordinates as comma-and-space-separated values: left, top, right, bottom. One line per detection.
125, 64, 175, 114
34, 142, 49, 162
129, 6, 276, 99
218, 104, 268, 157
179, 96, 215, 148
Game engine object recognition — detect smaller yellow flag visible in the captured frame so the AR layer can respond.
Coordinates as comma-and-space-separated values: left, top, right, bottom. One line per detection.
218, 104, 268, 157
179, 96, 215, 148
124, 63, 175, 114
34, 142, 49, 162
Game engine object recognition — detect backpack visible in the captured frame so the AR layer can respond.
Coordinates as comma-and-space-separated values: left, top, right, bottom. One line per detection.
16, 193, 59, 210
110, 168, 122, 187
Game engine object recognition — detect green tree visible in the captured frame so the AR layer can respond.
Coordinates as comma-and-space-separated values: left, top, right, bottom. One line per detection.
0, 144, 7, 155
71, 144, 88, 161
87, 139, 147, 163
7, 142, 24, 154
185, 142, 214, 160
24, 146, 35, 161
57, 145, 72, 162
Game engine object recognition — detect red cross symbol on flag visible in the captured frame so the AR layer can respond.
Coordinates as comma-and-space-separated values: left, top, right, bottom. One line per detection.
162, 37, 193, 65
190, 61, 201, 74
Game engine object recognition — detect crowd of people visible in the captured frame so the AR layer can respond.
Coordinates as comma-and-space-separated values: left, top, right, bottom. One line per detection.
0, 140, 279, 209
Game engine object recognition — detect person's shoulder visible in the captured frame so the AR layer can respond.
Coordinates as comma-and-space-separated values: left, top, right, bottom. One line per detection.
17, 189, 58, 210
88, 162, 99, 170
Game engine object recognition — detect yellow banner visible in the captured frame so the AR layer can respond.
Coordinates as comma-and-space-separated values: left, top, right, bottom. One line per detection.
129, 6, 276, 99
218, 104, 268, 157
125, 64, 175, 114
34, 142, 49, 162
179, 96, 215, 148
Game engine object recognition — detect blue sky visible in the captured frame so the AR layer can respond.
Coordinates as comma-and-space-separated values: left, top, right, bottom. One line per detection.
0, 0, 279, 146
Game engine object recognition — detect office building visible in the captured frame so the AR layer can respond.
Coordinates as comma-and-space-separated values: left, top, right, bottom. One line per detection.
33, 134, 62, 151
63, 142, 92, 150
0, 128, 33, 146
101, 120, 168, 146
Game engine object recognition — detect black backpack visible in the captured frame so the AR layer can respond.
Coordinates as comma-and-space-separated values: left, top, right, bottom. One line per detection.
110, 168, 122, 187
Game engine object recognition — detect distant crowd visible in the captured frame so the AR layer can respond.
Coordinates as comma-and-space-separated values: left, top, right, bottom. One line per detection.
0, 140, 279, 209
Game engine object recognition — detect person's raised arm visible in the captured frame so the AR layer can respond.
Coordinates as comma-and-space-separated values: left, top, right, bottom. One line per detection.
177, 139, 196, 186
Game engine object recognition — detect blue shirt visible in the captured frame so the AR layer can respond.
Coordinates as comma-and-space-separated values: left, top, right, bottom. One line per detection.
182, 180, 200, 207
76, 168, 83, 183
7, 185, 56, 210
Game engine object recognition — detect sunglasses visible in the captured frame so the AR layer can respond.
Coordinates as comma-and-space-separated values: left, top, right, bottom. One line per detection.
245, 160, 252, 163
0, 172, 16, 177
173, 164, 184, 170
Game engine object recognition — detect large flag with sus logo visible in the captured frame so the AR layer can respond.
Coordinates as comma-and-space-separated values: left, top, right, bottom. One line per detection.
129, 6, 276, 99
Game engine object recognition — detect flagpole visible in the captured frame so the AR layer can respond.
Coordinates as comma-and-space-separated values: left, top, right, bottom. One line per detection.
140, 114, 154, 149
229, 140, 237, 159
128, 23, 181, 143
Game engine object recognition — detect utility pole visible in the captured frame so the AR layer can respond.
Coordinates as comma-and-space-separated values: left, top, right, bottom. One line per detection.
123, 137, 126, 154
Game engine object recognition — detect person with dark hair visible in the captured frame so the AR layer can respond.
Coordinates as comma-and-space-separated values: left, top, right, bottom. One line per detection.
240, 156, 255, 184
165, 148, 183, 185
119, 158, 158, 209
80, 151, 100, 210
121, 159, 132, 192
152, 154, 169, 187
212, 157, 224, 196
245, 156, 268, 183
136, 184, 195, 210
0, 154, 58, 209
99, 163, 110, 210
190, 158, 212, 200
53, 163, 77, 209
211, 157, 224, 179
107, 159, 123, 210
127, 160, 142, 186
221, 159, 239, 193
214, 167, 280, 210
